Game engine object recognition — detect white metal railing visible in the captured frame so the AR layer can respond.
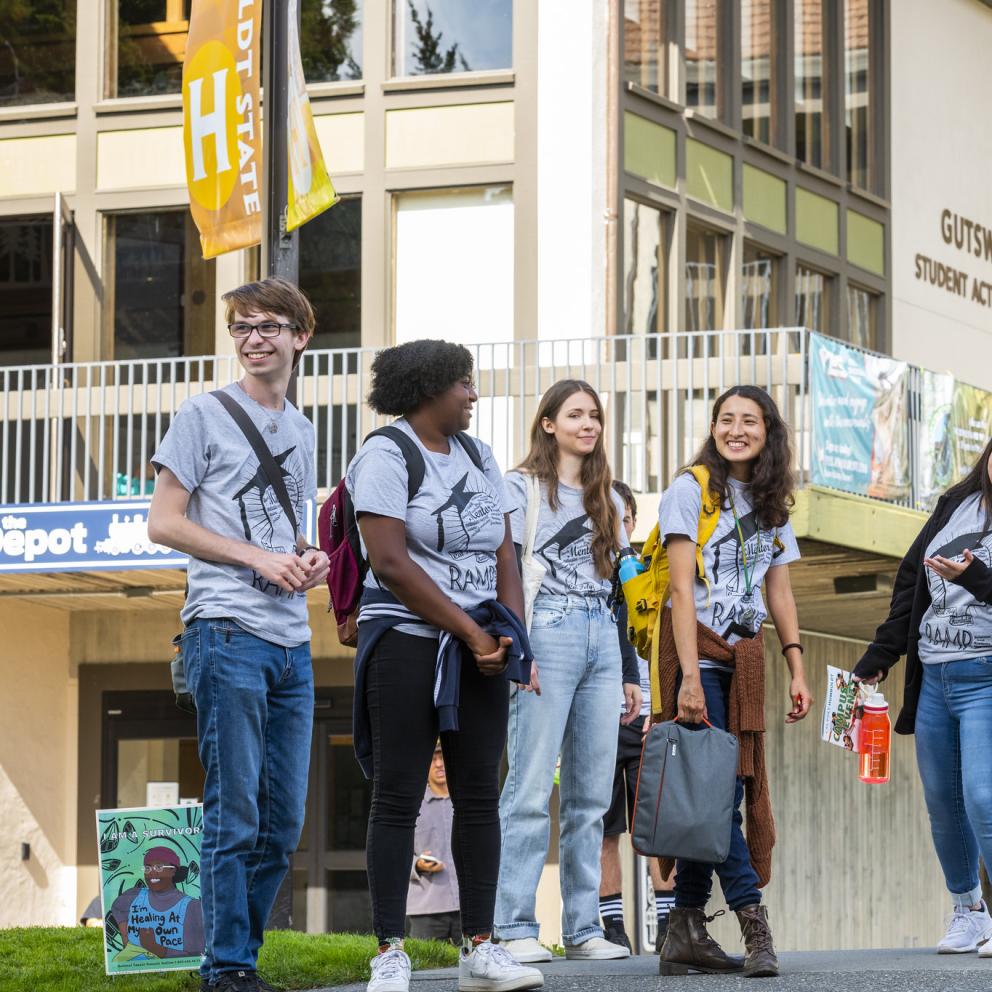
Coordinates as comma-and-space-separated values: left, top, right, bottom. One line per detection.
0, 328, 817, 507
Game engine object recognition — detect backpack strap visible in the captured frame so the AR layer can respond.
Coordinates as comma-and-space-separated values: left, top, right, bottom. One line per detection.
365, 426, 426, 501
454, 432, 485, 472
688, 464, 720, 602
211, 389, 301, 541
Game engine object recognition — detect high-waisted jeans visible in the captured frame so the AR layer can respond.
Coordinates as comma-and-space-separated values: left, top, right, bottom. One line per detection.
495, 595, 622, 945
916, 656, 992, 907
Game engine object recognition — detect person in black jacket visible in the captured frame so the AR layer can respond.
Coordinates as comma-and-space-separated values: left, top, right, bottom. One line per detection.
855, 437, 992, 955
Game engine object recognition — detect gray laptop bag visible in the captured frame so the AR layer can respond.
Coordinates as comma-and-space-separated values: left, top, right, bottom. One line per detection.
632, 719, 739, 863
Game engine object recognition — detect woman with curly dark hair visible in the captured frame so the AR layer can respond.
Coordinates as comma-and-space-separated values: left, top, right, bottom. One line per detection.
655, 385, 812, 979
345, 339, 543, 992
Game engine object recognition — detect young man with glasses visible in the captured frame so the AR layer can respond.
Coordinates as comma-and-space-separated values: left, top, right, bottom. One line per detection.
148, 278, 329, 992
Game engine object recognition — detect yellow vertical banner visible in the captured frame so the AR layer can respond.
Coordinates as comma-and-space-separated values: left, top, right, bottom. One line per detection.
182, 0, 263, 258
285, 0, 339, 231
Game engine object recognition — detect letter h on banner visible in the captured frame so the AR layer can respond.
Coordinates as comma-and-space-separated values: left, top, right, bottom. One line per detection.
188, 70, 232, 181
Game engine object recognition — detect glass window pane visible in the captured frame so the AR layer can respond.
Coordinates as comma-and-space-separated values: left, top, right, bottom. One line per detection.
301, 0, 363, 82
845, 0, 871, 189
741, 0, 775, 145
795, 0, 828, 170
300, 198, 361, 350
741, 243, 778, 329
623, 199, 666, 334
623, 0, 666, 96
116, 738, 204, 808
685, 0, 719, 119
0, 217, 52, 366
109, 211, 215, 361
685, 224, 725, 331
795, 263, 831, 333
115, 0, 190, 98
847, 284, 877, 349
0, 1, 76, 105
393, 0, 512, 77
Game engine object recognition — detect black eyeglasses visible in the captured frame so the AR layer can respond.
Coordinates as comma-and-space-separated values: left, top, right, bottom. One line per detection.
228, 321, 298, 338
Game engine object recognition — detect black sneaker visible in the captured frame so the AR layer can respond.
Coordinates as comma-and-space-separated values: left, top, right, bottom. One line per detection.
255, 975, 277, 992
200, 980, 213, 992
603, 920, 632, 952
213, 971, 260, 992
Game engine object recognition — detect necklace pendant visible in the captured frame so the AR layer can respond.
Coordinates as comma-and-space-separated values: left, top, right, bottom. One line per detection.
268, 422, 278, 434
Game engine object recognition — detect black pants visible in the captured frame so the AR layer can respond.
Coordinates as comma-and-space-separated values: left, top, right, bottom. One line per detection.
408, 910, 462, 943
366, 629, 509, 941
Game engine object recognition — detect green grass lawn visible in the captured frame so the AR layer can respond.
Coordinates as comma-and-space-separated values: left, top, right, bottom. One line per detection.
0, 928, 459, 992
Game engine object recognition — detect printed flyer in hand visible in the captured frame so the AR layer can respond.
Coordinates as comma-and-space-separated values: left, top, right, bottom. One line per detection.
821, 666, 866, 752
96, 804, 204, 975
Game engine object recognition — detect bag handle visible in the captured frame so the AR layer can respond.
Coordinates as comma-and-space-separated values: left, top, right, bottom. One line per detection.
674, 715, 715, 729
212, 390, 301, 541
523, 473, 540, 560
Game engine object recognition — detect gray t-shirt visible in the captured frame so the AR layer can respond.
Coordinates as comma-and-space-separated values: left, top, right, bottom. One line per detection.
658, 472, 800, 655
152, 382, 316, 647
505, 471, 625, 600
919, 493, 992, 663
345, 419, 511, 631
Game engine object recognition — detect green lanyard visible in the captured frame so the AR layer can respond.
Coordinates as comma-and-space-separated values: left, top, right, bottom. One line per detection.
727, 488, 758, 598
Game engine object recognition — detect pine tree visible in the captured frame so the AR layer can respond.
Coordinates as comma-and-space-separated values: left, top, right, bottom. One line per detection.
407, 0, 470, 75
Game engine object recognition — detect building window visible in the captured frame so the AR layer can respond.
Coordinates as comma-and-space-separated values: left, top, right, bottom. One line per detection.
741, 243, 779, 329
112, 0, 190, 98
741, 0, 776, 145
624, 0, 667, 97
302, 0, 363, 83
795, 263, 831, 333
623, 198, 667, 335
685, 223, 726, 332
0, 2, 75, 105
844, 0, 872, 189
300, 197, 361, 350
393, 0, 512, 77
685, 0, 720, 118
847, 284, 878, 350
794, 0, 828, 170
0, 217, 52, 366
107, 211, 215, 361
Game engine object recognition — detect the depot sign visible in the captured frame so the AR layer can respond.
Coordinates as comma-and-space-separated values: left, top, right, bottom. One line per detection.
0, 502, 186, 573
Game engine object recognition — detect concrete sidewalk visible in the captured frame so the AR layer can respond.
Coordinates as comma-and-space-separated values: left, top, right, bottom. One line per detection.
322, 948, 992, 992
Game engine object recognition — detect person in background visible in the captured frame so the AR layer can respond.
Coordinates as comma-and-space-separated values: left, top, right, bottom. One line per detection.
495, 380, 632, 962
407, 742, 461, 943
599, 481, 675, 954
855, 436, 992, 956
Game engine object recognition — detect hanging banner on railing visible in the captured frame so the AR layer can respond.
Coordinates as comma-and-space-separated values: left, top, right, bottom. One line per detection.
285, 0, 338, 231
920, 371, 992, 509
810, 333, 911, 501
182, 0, 263, 258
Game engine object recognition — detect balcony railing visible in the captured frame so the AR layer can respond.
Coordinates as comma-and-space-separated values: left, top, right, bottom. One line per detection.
3, 328, 822, 507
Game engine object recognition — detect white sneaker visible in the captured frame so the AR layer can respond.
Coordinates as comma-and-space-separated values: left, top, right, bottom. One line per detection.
497, 938, 552, 963
459, 941, 544, 992
368, 948, 412, 992
564, 936, 631, 960
937, 903, 992, 953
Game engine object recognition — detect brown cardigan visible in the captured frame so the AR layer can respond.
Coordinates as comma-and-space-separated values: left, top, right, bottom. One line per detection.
656, 608, 775, 888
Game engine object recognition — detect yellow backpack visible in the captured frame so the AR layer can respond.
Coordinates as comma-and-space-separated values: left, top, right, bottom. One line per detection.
621, 465, 720, 712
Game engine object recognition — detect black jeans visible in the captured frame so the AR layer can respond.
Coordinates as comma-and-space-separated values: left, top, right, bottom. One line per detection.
366, 629, 509, 941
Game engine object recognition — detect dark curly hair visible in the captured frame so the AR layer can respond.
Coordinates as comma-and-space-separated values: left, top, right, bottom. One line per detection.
367, 340, 474, 416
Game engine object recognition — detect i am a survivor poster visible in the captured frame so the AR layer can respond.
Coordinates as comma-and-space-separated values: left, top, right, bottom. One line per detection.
96, 804, 204, 975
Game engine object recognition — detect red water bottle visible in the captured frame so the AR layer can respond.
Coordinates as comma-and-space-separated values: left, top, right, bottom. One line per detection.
859, 692, 891, 784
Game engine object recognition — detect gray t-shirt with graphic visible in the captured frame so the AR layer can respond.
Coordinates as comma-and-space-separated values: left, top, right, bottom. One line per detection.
505, 471, 625, 600
151, 382, 316, 647
920, 493, 992, 663
346, 419, 511, 626
659, 472, 800, 649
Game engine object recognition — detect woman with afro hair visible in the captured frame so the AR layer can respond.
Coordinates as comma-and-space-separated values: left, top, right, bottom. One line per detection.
346, 340, 544, 992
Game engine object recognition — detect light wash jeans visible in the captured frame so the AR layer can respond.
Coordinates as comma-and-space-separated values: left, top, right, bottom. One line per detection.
916, 656, 992, 908
495, 594, 622, 945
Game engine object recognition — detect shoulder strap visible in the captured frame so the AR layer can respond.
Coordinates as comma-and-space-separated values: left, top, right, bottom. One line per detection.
523, 473, 541, 558
454, 432, 485, 472
365, 425, 426, 501
212, 389, 300, 539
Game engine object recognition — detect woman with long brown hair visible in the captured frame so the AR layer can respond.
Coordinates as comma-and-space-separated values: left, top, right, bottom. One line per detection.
494, 380, 631, 961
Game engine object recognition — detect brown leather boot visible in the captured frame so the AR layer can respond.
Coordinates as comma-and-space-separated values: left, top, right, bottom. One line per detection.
659, 907, 745, 975
736, 904, 779, 978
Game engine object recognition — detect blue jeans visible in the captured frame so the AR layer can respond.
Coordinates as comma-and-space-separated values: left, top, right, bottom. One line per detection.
495, 595, 622, 945
916, 657, 992, 908
182, 618, 313, 981
674, 667, 762, 912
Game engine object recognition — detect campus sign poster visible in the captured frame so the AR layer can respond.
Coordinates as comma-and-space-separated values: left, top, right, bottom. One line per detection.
810, 333, 910, 500
96, 804, 205, 976
919, 372, 992, 510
